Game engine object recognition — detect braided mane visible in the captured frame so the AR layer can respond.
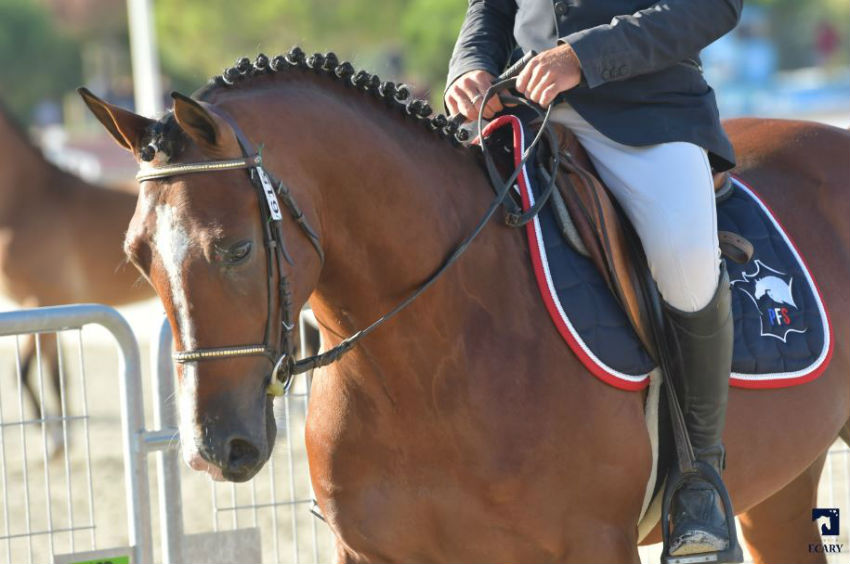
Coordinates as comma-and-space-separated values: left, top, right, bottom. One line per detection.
142, 47, 472, 162
196, 47, 469, 145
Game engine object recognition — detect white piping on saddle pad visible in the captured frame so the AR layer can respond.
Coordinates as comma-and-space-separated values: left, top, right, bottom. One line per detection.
637, 369, 662, 541
728, 177, 831, 384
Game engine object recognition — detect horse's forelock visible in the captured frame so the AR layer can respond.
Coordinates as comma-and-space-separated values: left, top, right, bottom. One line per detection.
141, 113, 189, 163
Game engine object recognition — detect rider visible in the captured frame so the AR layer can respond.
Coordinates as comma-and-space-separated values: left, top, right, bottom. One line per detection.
445, 0, 742, 559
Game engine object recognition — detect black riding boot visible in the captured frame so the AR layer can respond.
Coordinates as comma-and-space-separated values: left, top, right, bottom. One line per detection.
665, 264, 735, 558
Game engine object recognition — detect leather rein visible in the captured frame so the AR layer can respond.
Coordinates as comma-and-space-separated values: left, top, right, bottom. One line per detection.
139, 74, 554, 397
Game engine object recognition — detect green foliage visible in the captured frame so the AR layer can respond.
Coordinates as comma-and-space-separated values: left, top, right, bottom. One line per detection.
154, 0, 468, 106
1, 0, 845, 126
401, 0, 467, 98
155, 0, 411, 88
0, 0, 82, 123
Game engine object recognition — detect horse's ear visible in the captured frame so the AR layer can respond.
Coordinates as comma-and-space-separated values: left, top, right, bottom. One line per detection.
77, 87, 154, 154
171, 91, 240, 158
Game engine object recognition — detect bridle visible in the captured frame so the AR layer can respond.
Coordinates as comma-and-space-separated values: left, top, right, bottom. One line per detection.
138, 77, 555, 397
137, 107, 324, 397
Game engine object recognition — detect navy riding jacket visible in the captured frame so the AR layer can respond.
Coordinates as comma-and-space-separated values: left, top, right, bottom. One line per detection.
447, 0, 743, 170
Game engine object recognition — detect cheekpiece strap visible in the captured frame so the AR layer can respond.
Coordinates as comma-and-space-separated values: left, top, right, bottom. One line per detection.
136, 155, 261, 182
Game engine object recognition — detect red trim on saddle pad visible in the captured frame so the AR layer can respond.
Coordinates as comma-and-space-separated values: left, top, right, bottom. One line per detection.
480, 116, 832, 392
482, 115, 649, 391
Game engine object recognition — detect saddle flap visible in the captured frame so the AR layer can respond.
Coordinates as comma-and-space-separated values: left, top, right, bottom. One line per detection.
485, 116, 755, 371
541, 125, 753, 359
545, 123, 657, 356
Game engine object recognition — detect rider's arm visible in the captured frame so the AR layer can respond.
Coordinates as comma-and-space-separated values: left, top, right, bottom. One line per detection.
562, 0, 742, 88
446, 0, 517, 90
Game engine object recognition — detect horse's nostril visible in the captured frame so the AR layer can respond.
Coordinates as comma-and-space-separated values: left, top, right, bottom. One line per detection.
226, 438, 260, 471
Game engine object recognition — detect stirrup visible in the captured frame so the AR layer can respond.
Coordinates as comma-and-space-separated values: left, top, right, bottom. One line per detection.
661, 461, 743, 564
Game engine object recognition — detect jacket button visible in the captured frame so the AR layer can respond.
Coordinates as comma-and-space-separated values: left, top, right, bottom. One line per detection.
554, 1, 569, 17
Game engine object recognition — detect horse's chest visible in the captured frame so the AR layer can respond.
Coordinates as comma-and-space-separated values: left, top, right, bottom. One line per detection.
327, 478, 532, 561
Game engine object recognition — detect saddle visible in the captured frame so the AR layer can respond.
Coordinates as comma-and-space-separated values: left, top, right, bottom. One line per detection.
534, 123, 752, 356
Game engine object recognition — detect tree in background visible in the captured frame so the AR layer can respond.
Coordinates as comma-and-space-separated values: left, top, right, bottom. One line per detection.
154, 0, 468, 107
155, 0, 410, 90
2, 0, 845, 127
0, 0, 82, 124
401, 0, 466, 105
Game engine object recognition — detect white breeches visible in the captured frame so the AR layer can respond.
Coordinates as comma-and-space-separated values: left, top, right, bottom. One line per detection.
550, 104, 721, 312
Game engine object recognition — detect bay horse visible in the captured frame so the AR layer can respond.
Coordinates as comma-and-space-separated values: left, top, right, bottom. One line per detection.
0, 101, 152, 434
80, 52, 848, 563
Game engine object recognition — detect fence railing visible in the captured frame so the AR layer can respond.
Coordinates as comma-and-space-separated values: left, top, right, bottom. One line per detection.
0, 304, 152, 564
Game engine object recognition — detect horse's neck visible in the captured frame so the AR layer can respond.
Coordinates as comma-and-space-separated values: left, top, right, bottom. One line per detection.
314, 127, 491, 317
0, 114, 54, 216
249, 88, 521, 394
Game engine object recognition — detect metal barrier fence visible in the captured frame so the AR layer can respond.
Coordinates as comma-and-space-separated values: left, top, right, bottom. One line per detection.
0, 304, 152, 564
0, 304, 847, 563
0, 304, 332, 564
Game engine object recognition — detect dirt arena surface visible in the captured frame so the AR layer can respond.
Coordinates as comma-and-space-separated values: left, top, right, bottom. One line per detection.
0, 299, 847, 563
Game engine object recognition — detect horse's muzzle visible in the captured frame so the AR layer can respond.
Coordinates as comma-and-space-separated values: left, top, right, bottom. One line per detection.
193, 431, 271, 482
221, 436, 264, 481
187, 452, 225, 481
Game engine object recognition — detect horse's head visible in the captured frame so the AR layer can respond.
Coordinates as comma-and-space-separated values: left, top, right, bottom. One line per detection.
79, 88, 318, 481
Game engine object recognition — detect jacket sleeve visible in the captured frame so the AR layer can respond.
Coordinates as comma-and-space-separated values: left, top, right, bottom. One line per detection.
562, 0, 742, 88
446, 0, 518, 89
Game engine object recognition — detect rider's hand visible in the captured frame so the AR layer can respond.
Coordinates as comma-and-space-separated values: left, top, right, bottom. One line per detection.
516, 43, 583, 107
444, 70, 504, 122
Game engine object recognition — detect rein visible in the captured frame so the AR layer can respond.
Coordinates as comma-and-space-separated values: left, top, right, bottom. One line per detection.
142, 72, 555, 397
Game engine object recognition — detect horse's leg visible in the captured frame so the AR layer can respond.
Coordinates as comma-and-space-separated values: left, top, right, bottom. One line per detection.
16, 332, 65, 455
49, 334, 64, 412
33, 334, 58, 415
738, 451, 828, 564
17, 334, 40, 417
38, 334, 65, 457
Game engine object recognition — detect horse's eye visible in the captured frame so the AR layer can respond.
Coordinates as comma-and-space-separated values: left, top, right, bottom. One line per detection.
226, 241, 252, 264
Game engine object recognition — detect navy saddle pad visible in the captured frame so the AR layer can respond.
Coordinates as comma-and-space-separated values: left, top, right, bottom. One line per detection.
482, 115, 832, 391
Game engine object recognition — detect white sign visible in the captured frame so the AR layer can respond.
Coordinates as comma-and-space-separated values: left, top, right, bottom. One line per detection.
256, 167, 283, 221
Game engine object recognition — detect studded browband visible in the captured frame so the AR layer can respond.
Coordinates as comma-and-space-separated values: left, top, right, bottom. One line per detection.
172, 344, 275, 363
136, 155, 261, 182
